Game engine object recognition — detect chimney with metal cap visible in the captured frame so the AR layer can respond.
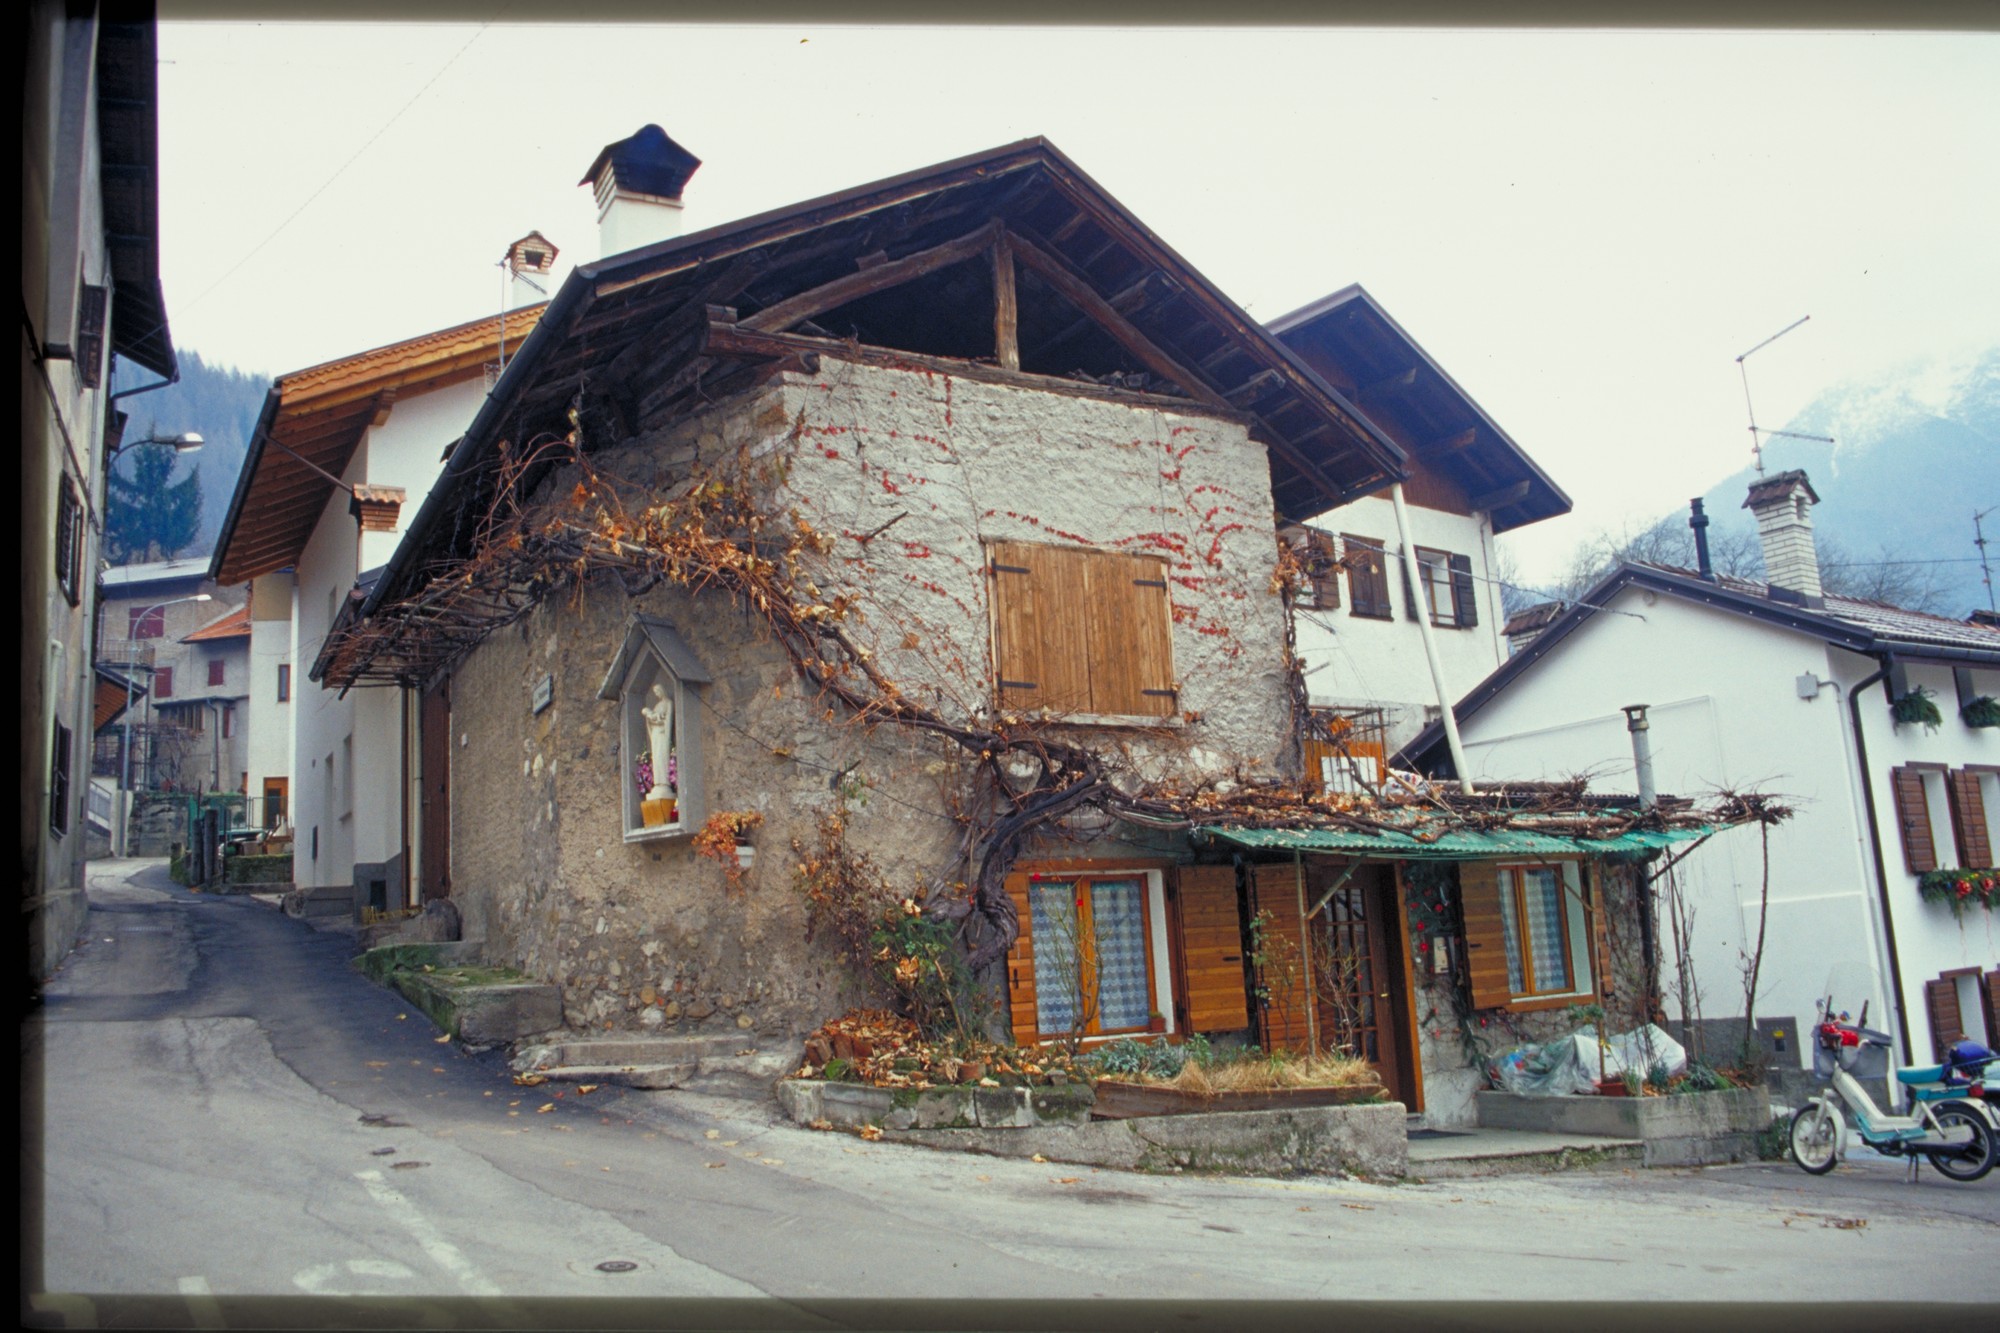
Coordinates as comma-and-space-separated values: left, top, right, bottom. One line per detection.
1743, 469, 1823, 600
579, 124, 702, 259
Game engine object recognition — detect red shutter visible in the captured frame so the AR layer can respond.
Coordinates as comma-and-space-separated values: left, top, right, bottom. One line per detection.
155, 667, 174, 699
1946, 771, 1991, 868
209, 659, 227, 687
1891, 767, 1936, 874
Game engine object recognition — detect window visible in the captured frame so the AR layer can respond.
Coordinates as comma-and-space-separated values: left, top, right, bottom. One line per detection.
1461, 860, 1600, 1011
599, 617, 711, 843
56, 478, 83, 606
1004, 870, 1162, 1043
154, 666, 174, 698
1341, 534, 1393, 619
986, 541, 1176, 718
1947, 767, 1997, 869
1410, 547, 1480, 629
1306, 707, 1387, 797
209, 659, 226, 687
130, 606, 165, 639
49, 720, 73, 838
1282, 526, 1342, 611
222, 703, 235, 739
277, 664, 291, 702
1892, 764, 1986, 874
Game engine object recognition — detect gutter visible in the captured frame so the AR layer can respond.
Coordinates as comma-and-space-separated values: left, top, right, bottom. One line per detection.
1844, 656, 1914, 1071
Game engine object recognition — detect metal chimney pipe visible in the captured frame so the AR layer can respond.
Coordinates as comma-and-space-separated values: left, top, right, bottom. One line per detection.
1688, 499, 1717, 582
1623, 704, 1657, 811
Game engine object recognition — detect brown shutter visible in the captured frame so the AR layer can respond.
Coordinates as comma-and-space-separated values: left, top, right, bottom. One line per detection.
1925, 977, 1964, 1060
1985, 972, 2000, 1050
1003, 872, 1040, 1046
1086, 551, 1175, 717
1891, 767, 1937, 873
1459, 861, 1515, 1010
1398, 549, 1422, 621
1310, 531, 1342, 610
1250, 862, 1314, 1051
1586, 864, 1614, 999
1947, 770, 1992, 868
989, 542, 1091, 713
1449, 554, 1478, 628
1172, 865, 1250, 1034
1343, 535, 1390, 618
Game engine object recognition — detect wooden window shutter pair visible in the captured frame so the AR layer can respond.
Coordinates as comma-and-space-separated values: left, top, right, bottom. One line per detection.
988, 541, 1175, 718
1457, 861, 1516, 1010
1341, 535, 1392, 618
1946, 770, 1992, 868
1891, 766, 1936, 874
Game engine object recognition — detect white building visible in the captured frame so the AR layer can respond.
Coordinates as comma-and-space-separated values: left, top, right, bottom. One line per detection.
1400, 470, 2000, 1072
25, 1, 176, 977
244, 571, 295, 830
1267, 288, 1571, 769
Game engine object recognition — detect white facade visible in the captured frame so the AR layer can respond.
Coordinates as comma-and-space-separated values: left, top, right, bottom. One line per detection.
1444, 580, 2000, 1071
290, 376, 483, 900
245, 571, 294, 827
1296, 492, 1509, 753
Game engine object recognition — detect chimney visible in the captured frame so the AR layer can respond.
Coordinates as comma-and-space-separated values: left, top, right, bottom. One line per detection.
1743, 469, 1823, 602
579, 125, 702, 259
1688, 498, 1717, 583
503, 231, 558, 310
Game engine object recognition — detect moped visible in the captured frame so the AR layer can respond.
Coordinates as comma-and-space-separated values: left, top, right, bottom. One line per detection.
1788, 992, 1995, 1182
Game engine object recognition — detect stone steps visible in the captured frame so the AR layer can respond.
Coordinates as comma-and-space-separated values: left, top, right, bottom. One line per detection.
513, 1035, 798, 1099
1407, 1134, 1644, 1180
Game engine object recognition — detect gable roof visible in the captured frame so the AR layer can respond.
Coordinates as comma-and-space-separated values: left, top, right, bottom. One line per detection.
182, 604, 251, 642
1267, 284, 1570, 532
209, 304, 545, 586
94, 666, 145, 733
1396, 559, 2000, 774
97, 11, 176, 379
359, 138, 1412, 635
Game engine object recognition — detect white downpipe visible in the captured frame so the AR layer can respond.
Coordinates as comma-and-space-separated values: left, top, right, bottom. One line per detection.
1389, 482, 1475, 794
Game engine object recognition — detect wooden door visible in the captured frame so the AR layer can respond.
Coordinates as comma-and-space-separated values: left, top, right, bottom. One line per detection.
1308, 866, 1412, 1105
1170, 865, 1251, 1037
262, 777, 288, 830
419, 678, 451, 901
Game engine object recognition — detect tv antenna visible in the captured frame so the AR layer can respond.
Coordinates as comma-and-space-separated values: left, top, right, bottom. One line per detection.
1736, 315, 1835, 475
1977, 506, 1997, 614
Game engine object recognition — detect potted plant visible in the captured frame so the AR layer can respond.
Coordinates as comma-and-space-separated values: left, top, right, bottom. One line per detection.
1892, 686, 1943, 732
1962, 695, 2000, 729
1146, 1011, 1167, 1034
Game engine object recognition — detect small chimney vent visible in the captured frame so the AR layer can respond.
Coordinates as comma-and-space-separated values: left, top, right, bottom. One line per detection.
503, 230, 558, 311
1688, 498, 1717, 583
579, 124, 702, 259
1743, 469, 1823, 602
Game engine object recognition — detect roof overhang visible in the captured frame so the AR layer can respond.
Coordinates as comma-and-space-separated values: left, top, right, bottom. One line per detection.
1202, 821, 1721, 860
1268, 285, 1569, 532
96, 10, 175, 380
361, 138, 1412, 638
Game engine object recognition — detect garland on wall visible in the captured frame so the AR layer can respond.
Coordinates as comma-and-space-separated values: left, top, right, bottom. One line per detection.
1919, 867, 2000, 916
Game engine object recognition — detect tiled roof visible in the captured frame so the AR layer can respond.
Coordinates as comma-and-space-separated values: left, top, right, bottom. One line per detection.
1631, 561, 2000, 655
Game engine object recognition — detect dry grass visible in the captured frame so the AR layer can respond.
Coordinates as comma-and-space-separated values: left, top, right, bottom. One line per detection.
1133, 1049, 1380, 1096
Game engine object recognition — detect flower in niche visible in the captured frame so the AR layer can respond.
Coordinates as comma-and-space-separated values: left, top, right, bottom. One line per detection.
634, 756, 654, 797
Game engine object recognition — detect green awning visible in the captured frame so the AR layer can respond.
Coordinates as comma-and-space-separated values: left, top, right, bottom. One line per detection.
1199, 823, 1722, 861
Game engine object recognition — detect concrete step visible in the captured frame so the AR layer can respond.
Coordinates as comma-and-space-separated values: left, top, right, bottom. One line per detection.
1407, 1129, 1644, 1181
531, 1063, 699, 1091
515, 1036, 798, 1099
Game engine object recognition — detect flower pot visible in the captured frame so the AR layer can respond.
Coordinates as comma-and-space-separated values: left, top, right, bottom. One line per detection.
1596, 1078, 1632, 1097
1145, 1015, 1166, 1034
734, 844, 755, 870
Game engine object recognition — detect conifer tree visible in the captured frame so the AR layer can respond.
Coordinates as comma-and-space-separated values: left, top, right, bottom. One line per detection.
105, 443, 203, 563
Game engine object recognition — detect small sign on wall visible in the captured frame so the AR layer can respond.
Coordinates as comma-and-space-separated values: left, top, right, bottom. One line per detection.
532, 674, 554, 715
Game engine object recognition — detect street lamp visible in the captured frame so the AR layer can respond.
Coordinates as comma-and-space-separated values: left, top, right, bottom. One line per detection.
119, 592, 211, 797
109, 429, 203, 459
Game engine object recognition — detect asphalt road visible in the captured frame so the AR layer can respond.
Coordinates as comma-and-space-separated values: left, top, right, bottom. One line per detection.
25, 861, 1997, 1327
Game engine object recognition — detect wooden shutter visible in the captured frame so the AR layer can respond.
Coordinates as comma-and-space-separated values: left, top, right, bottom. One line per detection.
1891, 767, 1936, 873
55, 480, 81, 606
1398, 549, 1422, 622
1002, 872, 1041, 1045
1087, 551, 1175, 717
1947, 770, 1992, 868
989, 542, 1091, 714
1985, 972, 2000, 1050
1449, 554, 1478, 628
1250, 862, 1314, 1051
1172, 865, 1250, 1034
1342, 535, 1390, 618
1586, 864, 1614, 999
1459, 861, 1515, 1010
49, 720, 73, 837
1925, 977, 1964, 1060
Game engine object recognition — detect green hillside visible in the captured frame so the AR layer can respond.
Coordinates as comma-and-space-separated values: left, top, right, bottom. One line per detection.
106, 350, 270, 565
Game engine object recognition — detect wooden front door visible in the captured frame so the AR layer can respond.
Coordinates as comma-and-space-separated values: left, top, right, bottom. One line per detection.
419, 678, 451, 901
1310, 866, 1415, 1107
262, 777, 288, 830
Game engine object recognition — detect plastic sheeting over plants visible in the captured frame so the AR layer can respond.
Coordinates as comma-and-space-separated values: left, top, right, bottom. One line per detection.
1490, 1024, 1687, 1096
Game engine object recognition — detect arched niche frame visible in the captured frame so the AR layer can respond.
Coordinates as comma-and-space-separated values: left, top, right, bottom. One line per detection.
597, 616, 711, 843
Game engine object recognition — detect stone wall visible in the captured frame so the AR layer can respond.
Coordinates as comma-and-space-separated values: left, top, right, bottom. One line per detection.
127, 792, 190, 858
444, 358, 1295, 1048
1409, 859, 1655, 1126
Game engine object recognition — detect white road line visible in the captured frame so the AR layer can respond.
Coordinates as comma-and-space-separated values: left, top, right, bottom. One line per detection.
176, 1275, 223, 1328
354, 1170, 503, 1296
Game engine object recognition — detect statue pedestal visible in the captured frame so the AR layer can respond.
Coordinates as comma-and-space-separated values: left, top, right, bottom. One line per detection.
641, 797, 678, 829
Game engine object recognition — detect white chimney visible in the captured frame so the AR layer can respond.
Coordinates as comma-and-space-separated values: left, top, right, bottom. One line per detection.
503, 231, 558, 310
1743, 468, 1823, 600
579, 124, 702, 259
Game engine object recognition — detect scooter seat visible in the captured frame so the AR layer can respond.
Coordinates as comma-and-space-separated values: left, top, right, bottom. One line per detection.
1895, 1064, 1946, 1086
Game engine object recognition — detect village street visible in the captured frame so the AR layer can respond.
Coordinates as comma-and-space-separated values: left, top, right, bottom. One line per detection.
26, 861, 1998, 1324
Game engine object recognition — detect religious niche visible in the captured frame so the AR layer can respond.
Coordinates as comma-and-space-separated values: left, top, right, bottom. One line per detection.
597, 616, 710, 843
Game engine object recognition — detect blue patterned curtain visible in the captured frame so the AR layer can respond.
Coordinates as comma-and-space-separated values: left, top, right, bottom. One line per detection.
1030, 880, 1083, 1034
1090, 878, 1150, 1031
1523, 867, 1571, 993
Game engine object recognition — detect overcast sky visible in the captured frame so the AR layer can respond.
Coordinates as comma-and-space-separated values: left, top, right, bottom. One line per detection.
151, 20, 1999, 581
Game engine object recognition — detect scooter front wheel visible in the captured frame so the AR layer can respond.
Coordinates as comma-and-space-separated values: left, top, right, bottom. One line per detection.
1925, 1102, 1997, 1183
1790, 1103, 1839, 1174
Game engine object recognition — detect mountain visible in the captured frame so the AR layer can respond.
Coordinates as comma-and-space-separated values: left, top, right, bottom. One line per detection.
107, 349, 271, 565
1694, 346, 2000, 618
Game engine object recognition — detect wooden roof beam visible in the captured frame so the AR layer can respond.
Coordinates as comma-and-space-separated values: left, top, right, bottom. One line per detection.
1356, 365, 1419, 401
1471, 480, 1533, 513
741, 219, 1000, 334
1426, 428, 1480, 456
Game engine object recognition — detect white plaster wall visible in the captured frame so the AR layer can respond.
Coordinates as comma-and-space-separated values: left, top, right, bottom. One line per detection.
1450, 585, 1884, 1067
1842, 653, 2000, 1063
1293, 494, 1507, 752
246, 575, 293, 823
293, 470, 359, 887
355, 378, 484, 574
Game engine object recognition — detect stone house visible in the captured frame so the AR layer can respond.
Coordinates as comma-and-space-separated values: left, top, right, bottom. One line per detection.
318, 134, 1731, 1124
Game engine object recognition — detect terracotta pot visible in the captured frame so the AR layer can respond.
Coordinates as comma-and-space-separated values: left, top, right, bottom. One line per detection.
1146, 1016, 1167, 1033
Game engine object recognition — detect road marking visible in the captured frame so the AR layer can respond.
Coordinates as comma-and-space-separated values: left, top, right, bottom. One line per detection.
176, 1276, 223, 1328
354, 1170, 503, 1296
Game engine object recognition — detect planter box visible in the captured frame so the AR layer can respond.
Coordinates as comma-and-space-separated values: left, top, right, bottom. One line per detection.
777, 1079, 1094, 1131
1091, 1080, 1388, 1120
1477, 1087, 1772, 1166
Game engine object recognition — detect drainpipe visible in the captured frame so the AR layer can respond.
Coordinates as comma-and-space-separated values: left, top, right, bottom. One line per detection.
1845, 658, 1914, 1078
1389, 482, 1474, 794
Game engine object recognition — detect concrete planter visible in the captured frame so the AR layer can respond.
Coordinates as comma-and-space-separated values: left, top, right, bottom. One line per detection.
1091, 1079, 1387, 1120
777, 1079, 1095, 1132
1477, 1087, 1773, 1166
